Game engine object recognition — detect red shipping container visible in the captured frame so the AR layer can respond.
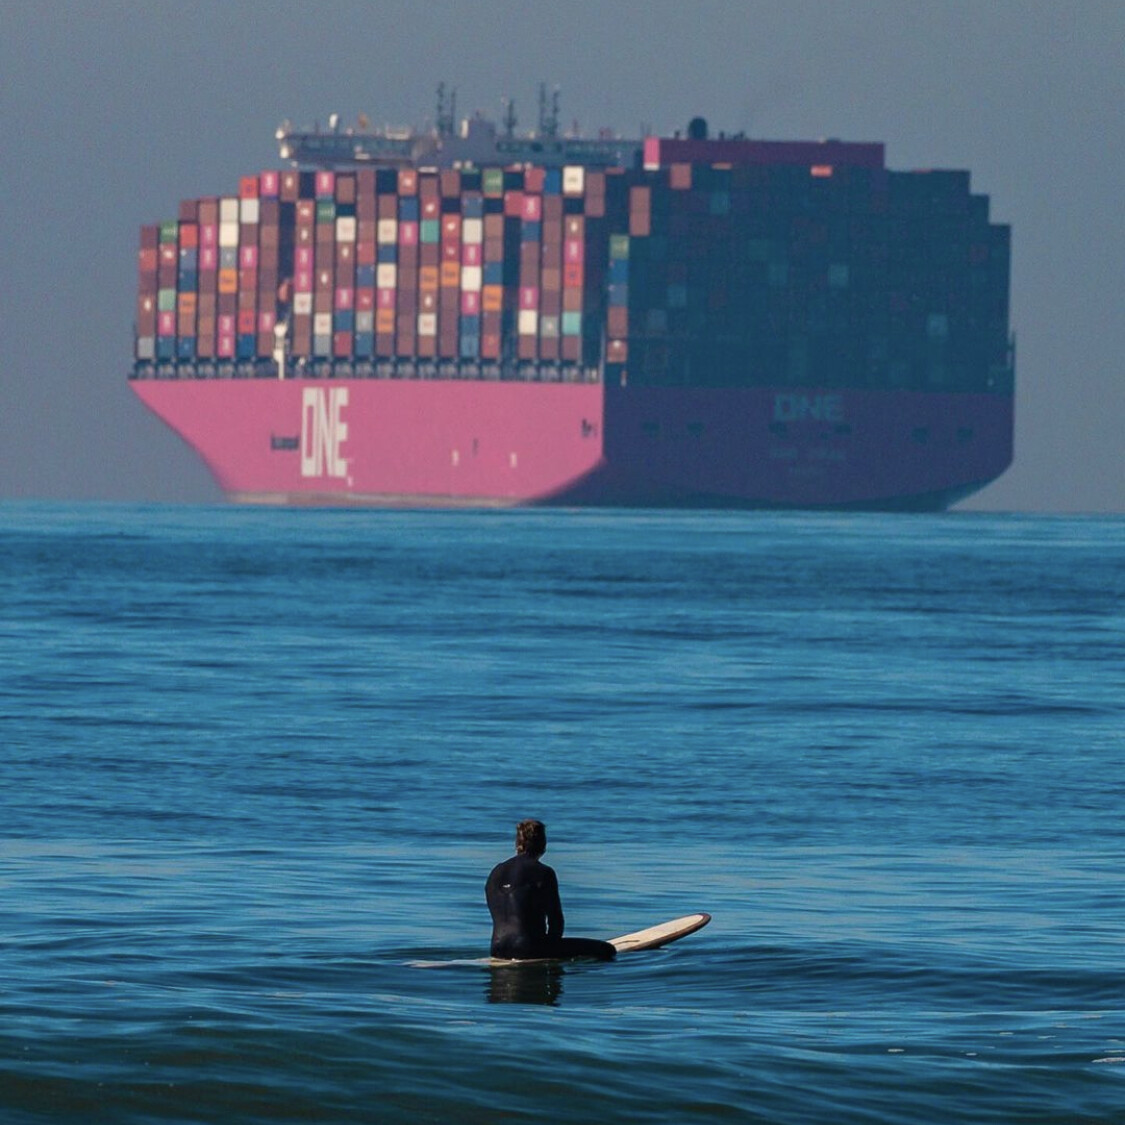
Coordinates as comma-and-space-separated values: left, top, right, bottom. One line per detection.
239, 175, 259, 199
422, 196, 440, 220
461, 291, 481, 316
376, 332, 394, 356
564, 238, 584, 264
377, 288, 396, 309
238, 309, 256, 334
138, 247, 158, 274
259, 170, 280, 197
607, 339, 628, 362
336, 174, 356, 205
629, 210, 651, 237
561, 336, 581, 362
518, 336, 537, 360
179, 223, 199, 249
239, 268, 258, 291
522, 194, 542, 221
519, 286, 539, 309
240, 245, 258, 269
158, 311, 175, 335
543, 194, 563, 221
140, 225, 159, 250
608, 307, 628, 337
481, 333, 501, 359
357, 168, 376, 195
258, 309, 276, 333
356, 288, 375, 311
398, 221, 419, 246
442, 214, 461, 239
417, 336, 436, 358
333, 331, 353, 357
525, 167, 545, 193
504, 191, 524, 218
256, 333, 274, 355
178, 199, 199, 222
539, 336, 559, 361
357, 241, 376, 266
564, 262, 584, 288
280, 171, 299, 202
335, 287, 354, 310
316, 171, 335, 198
440, 169, 461, 197
461, 243, 482, 266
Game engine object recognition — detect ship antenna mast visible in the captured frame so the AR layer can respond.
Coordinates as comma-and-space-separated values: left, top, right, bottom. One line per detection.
502, 97, 517, 137
537, 82, 560, 138
436, 82, 457, 136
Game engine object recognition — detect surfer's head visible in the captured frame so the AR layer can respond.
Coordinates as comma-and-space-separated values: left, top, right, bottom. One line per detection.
515, 819, 547, 857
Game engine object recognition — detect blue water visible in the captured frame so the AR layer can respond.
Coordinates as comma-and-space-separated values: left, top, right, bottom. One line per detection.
2, 503, 1124, 1124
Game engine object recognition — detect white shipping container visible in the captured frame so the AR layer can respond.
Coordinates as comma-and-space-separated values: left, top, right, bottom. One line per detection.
239, 198, 260, 225
336, 216, 357, 243
377, 219, 398, 243
293, 293, 313, 315
313, 335, 332, 356
518, 309, 538, 336
355, 310, 375, 333
418, 312, 437, 336
218, 222, 239, 249
376, 264, 397, 289
462, 218, 483, 244
314, 313, 333, 336
460, 266, 482, 292
136, 336, 156, 360
219, 197, 239, 223
563, 166, 585, 195
540, 315, 560, 339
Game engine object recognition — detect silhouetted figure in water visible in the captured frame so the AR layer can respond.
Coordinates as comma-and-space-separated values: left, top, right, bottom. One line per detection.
485, 819, 616, 961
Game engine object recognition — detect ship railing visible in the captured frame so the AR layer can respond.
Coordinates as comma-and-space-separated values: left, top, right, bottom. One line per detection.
130, 359, 601, 384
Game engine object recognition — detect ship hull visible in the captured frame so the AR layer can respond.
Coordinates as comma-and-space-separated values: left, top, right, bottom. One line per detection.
130, 379, 1012, 511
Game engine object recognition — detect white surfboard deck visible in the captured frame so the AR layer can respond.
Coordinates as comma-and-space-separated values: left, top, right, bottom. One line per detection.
486, 912, 712, 966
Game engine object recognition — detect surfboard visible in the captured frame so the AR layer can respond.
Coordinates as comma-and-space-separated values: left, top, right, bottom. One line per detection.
486, 912, 711, 966
608, 912, 711, 953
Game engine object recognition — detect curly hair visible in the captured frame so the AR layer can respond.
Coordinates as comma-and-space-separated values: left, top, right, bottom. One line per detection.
515, 819, 547, 857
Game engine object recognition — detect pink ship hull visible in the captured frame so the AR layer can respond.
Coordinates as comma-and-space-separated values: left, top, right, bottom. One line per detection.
130, 379, 1012, 510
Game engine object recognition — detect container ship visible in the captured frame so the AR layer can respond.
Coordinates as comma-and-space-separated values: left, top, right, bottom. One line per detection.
130, 94, 1014, 509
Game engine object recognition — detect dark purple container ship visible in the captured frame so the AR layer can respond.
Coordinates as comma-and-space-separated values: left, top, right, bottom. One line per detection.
130, 99, 1013, 509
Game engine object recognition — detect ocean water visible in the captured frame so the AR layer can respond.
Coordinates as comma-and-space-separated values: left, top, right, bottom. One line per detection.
2, 502, 1124, 1124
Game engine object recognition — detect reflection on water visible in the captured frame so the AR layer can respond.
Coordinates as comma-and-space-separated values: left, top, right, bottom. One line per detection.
487, 962, 564, 1005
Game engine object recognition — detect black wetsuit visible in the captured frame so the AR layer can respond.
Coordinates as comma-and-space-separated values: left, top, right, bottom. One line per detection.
485, 853, 616, 961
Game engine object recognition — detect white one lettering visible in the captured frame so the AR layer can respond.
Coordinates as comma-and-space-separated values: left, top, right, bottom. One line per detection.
773, 393, 844, 423
300, 387, 349, 478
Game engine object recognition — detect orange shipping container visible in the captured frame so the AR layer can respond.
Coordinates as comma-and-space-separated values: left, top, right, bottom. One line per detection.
218, 269, 238, 295
419, 266, 440, 290
482, 285, 504, 312
440, 261, 460, 288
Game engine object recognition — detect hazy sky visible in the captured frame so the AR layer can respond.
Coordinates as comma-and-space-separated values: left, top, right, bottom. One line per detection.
2, 0, 1122, 511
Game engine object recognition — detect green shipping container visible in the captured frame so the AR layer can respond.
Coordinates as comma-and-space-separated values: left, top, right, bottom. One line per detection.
609, 234, 630, 260
482, 168, 504, 197
160, 220, 179, 243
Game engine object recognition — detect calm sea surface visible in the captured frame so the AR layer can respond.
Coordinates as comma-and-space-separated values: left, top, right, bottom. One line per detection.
2, 503, 1124, 1124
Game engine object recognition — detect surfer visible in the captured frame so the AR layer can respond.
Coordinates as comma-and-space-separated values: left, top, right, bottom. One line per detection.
486, 819, 616, 962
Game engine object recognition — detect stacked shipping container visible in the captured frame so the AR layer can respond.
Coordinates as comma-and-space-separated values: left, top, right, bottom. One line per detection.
139, 164, 619, 376
601, 157, 1010, 394
136, 144, 1010, 396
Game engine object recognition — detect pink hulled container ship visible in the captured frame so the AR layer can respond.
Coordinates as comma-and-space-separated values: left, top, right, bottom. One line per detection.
130, 93, 1013, 509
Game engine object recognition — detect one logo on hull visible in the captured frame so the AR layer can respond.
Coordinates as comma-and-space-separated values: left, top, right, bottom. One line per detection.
301, 387, 349, 478
773, 393, 844, 423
